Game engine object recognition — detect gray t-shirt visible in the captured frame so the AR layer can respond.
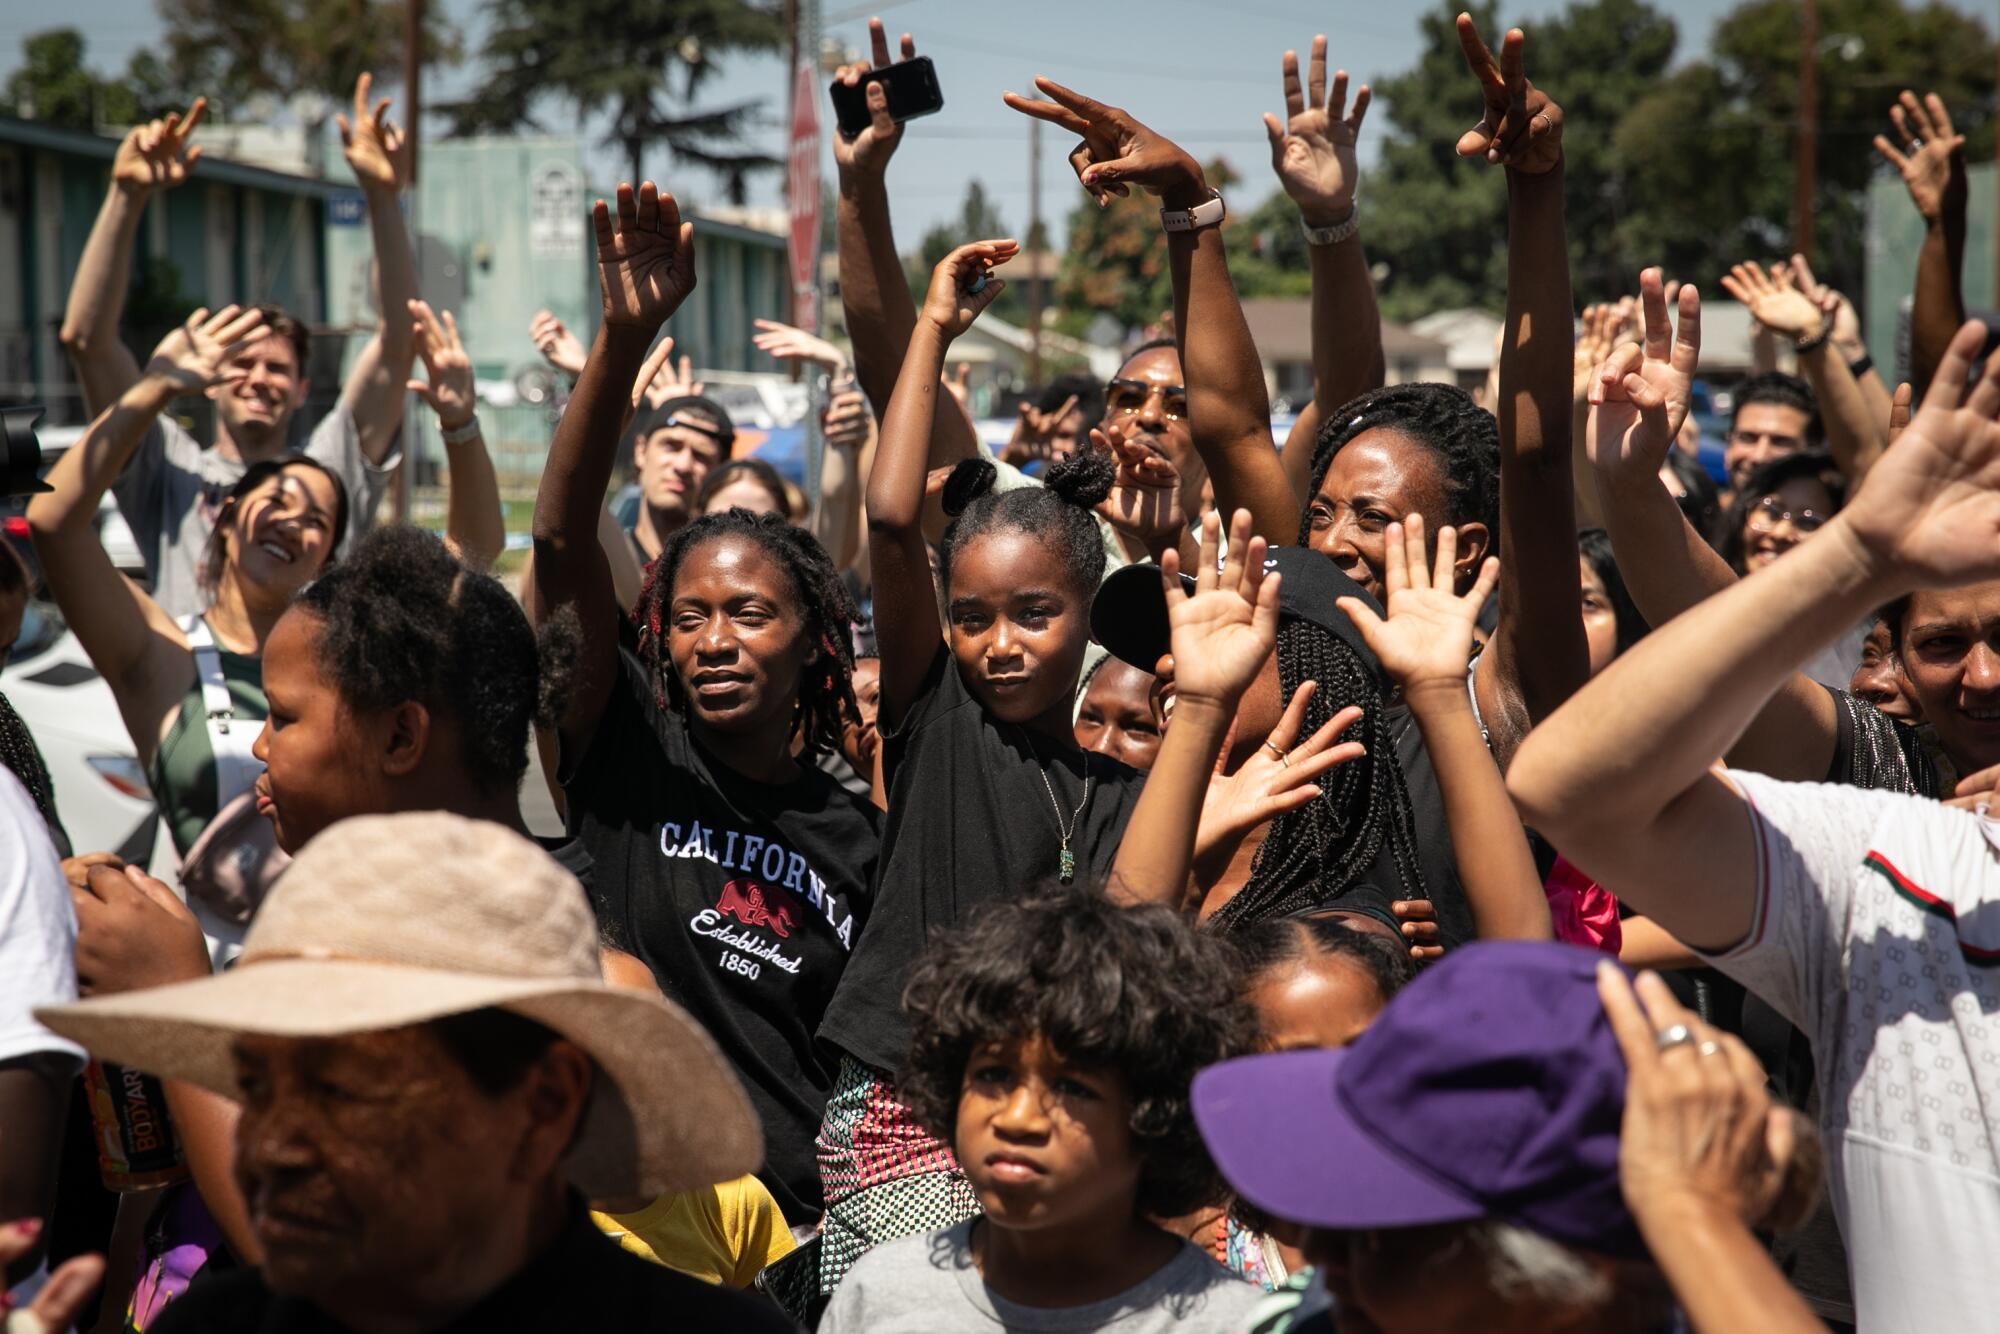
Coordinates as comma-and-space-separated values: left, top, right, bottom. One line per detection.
111, 406, 395, 619
821, 1221, 1263, 1333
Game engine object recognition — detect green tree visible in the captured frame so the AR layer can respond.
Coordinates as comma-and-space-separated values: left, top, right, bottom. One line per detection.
1614, 0, 1994, 300
7, 30, 108, 129
155, 0, 457, 110
1052, 158, 1241, 339
446, 0, 784, 202
1359, 0, 1679, 321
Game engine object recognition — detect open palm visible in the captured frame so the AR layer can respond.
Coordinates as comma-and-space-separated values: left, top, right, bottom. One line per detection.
145, 305, 267, 395
594, 181, 697, 331
1588, 269, 1700, 484
1874, 91, 1966, 223
1163, 509, 1280, 709
1720, 262, 1820, 342
1843, 322, 2000, 588
1265, 35, 1369, 221
1340, 515, 1498, 694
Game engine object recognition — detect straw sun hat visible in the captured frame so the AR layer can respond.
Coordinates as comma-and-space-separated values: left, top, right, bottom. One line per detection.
36, 811, 761, 1201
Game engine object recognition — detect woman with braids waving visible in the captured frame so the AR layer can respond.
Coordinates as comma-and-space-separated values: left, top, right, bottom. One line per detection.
529, 181, 879, 1227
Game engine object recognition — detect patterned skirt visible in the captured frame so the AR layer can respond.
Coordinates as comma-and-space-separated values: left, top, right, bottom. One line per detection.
814, 1055, 980, 1294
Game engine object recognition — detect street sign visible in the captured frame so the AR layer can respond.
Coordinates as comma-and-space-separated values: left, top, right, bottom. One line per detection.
788, 62, 821, 333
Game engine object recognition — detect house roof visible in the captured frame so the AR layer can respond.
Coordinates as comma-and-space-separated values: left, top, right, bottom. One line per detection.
1239, 297, 1448, 362
0, 114, 348, 199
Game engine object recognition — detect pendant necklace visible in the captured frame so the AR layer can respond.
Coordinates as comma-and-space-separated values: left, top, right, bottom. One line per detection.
1032, 750, 1092, 885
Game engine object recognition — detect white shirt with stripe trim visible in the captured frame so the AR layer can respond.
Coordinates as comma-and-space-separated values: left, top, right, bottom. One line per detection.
1703, 770, 2000, 1334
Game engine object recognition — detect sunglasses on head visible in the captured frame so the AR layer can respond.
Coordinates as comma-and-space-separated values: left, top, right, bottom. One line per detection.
662, 414, 732, 446
1105, 378, 1188, 421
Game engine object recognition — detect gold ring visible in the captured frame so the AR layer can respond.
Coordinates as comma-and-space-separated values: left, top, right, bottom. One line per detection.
1263, 741, 1289, 767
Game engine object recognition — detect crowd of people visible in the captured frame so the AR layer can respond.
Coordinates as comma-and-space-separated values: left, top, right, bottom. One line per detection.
2, 11, 1996, 1333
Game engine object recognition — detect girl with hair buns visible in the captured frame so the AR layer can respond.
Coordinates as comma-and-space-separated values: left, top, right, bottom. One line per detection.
811, 239, 1151, 1293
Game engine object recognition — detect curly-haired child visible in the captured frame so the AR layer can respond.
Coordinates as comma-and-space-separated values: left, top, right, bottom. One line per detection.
820, 887, 1262, 1331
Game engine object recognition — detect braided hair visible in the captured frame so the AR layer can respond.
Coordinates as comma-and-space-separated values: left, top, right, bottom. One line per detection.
633, 508, 858, 756
1300, 382, 1500, 560
937, 450, 1116, 599
293, 525, 576, 797
1208, 618, 1429, 932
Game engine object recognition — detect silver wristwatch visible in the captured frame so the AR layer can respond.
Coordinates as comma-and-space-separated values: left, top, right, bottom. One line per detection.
1301, 205, 1359, 247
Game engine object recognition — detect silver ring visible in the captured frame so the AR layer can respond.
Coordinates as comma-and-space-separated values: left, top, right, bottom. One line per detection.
1533, 112, 1552, 132
1908, 137, 1924, 151
1696, 1040, 1724, 1058
1654, 1023, 1696, 1052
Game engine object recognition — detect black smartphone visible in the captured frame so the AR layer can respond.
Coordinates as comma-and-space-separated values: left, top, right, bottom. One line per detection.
830, 56, 944, 141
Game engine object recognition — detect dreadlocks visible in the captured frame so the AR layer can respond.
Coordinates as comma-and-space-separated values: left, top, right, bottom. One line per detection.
1301, 382, 1500, 559
1208, 618, 1429, 932
633, 508, 859, 756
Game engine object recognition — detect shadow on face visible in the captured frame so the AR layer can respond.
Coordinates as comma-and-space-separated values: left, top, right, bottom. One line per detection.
1075, 657, 1163, 770
946, 529, 1093, 729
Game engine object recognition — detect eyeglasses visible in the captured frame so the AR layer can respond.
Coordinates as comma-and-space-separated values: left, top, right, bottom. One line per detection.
1105, 378, 1187, 422
1744, 496, 1827, 535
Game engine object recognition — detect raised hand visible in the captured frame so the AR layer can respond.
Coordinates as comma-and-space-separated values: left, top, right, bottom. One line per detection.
1195, 679, 1364, 864
1839, 321, 2000, 589
407, 299, 475, 429
1004, 79, 1205, 207
0, 1210, 102, 1334
630, 333, 703, 414
824, 384, 871, 449
144, 305, 268, 395
337, 71, 406, 194
530, 309, 587, 378
1454, 13, 1563, 174
1093, 422, 1185, 555
1874, 90, 1967, 223
1720, 261, 1824, 344
1588, 268, 1701, 482
1786, 253, 1864, 354
831, 18, 916, 177
919, 240, 1016, 339
1002, 392, 1081, 466
593, 181, 697, 331
1337, 514, 1499, 697
1161, 508, 1281, 711
751, 317, 847, 372
112, 97, 205, 194
1599, 964, 1791, 1227
1263, 35, 1371, 224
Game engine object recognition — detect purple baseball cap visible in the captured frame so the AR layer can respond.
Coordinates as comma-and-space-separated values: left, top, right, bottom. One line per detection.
1192, 940, 1645, 1259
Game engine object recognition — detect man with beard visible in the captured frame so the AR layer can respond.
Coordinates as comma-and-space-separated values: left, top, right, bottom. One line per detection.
59, 79, 419, 617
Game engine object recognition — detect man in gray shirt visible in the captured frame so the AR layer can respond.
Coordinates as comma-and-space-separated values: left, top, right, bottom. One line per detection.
59, 81, 417, 617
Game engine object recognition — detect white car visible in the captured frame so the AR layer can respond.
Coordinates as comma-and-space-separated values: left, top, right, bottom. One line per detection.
2, 599, 158, 860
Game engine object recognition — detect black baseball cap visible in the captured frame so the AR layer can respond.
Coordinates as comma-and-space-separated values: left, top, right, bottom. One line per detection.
1, 407, 50, 497
1090, 545, 1384, 681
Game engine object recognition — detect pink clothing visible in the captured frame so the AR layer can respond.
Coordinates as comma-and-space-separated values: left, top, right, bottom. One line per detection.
1545, 855, 1622, 955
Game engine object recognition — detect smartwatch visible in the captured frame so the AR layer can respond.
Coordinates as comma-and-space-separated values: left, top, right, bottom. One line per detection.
1160, 190, 1226, 233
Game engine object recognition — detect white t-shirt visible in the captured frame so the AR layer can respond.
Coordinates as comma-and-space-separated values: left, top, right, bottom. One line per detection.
1704, 770, 2000, 1334
0, 768, 85, 1068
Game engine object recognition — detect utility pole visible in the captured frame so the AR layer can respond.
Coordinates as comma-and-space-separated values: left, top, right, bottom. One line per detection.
394, 0, 423, 521
1792, 0, 1818, 263
1028, 117, 1043, 387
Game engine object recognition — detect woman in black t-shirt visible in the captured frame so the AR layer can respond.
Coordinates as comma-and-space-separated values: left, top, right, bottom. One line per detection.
811, 240, 1148, 1292
529, 181, 879, 1227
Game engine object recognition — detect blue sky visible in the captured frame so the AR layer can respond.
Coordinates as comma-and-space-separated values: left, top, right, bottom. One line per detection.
3, 0, 1991, 247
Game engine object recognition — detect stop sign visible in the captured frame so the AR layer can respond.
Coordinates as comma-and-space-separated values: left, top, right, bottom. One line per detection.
787, 63, 821, 332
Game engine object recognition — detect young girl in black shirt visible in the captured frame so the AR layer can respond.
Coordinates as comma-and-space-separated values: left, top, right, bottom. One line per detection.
530, 181, 879, 1225
812, 239, 1152, 1293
